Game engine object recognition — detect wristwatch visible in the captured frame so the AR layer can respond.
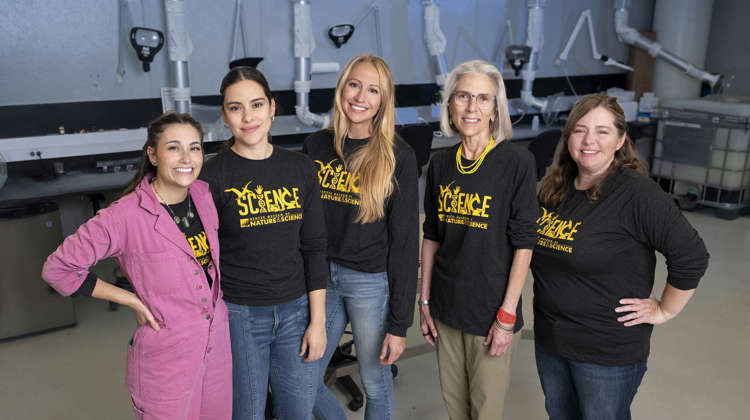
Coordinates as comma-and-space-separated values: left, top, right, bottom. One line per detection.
418, 299, 429, 306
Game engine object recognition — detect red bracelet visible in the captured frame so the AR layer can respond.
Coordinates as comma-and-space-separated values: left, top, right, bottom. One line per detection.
496, 307, 516, 324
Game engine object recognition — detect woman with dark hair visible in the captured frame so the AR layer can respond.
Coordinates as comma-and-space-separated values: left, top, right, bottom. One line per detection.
420, 60, 538, 420
532, 92, 709, 419
43, 112, 232, 419
199, 66, 328, 420
303, 54, 419, 420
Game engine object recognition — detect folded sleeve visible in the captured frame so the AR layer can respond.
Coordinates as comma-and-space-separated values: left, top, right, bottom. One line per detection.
506, 149, 539, 249
630, 179, 709, 290
385, 145, 420, 337
42, 207, 124, 296
300, 157, 329, 292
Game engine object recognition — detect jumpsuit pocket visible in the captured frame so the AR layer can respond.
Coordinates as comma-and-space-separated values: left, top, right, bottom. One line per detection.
126, 343, 146, 418
126, 253, 186, 296
138, 336, 195, 402
130, 397, 145, 419
126, 343, 139, 398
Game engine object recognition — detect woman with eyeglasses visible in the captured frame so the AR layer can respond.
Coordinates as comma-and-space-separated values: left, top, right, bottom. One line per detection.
420, 60, 538, 420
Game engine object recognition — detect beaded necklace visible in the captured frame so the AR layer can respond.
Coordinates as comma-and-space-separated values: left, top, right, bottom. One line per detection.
152, 182, 195, 228
456, 137, 494, 175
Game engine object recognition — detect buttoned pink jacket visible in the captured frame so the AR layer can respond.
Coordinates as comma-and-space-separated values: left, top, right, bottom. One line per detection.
42, 175, 232, 409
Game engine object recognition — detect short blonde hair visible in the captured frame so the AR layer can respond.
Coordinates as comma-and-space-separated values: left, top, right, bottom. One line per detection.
439, 60, 513, 141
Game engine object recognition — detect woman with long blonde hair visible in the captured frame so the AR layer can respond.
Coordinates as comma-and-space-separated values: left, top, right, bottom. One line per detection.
303, 54, 419, 420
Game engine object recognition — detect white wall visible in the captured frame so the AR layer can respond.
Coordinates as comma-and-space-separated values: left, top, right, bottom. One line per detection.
705, 0, 750, 96
0, 0, 654, 106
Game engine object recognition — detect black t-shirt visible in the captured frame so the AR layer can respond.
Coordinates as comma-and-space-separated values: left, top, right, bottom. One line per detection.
422, 141, 539, 337
530, 168, 709, 365
302, 129, 419, 337
199, 145, 328, 306
162, 196, 213, 288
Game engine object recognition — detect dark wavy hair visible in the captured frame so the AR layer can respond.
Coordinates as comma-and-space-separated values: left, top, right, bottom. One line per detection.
538, 93, 647, 208
219, 66, 276, 151
117, 112, 204, 200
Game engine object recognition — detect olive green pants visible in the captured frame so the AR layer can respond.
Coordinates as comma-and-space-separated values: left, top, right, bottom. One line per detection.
434, 318, 514, 420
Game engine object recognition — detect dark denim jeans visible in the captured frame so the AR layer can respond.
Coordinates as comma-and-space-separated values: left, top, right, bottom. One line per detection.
226, 295, 315, 420
313, 261, 393, 420
535, 344, 647, 420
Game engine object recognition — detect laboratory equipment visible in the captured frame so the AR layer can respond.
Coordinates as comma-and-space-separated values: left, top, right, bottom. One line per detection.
652, 97, 750, 219
328, 24, 354, 48
129, 27, 164, 72
557, 9, 633, 72
0, 202, 76, 340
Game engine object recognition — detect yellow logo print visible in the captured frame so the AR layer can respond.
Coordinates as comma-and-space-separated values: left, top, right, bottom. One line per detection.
314, 159, 360, 194
224, 180, 301, 216
536, 207, 581, 241
437, 181, 492, 218
186, 231, 210, 264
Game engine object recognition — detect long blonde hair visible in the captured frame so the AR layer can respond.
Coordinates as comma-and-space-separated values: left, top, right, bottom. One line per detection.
330, 54, 396, 223
538, 93, 647, 208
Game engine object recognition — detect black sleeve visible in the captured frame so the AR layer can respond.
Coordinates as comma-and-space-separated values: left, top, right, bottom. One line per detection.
506, 149, 539, 249
299, 158, 329, 292
385, 146, 420, 337
71, 272, 98, 297
422, 157, 439, 242
198, 155, 225, 211
630, 179, 709, 290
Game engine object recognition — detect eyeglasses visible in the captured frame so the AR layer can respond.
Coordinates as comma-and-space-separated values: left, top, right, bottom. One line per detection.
452, 91, 495, 109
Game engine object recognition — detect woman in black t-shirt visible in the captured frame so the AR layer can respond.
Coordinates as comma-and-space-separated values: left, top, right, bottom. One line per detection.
200, 67, 328, 420
303, 54, 419, 420
531, 93, 709, 419
421, 60, 538, 420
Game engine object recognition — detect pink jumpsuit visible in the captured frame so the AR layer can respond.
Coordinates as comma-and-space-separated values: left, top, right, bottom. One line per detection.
42, 176, 232, 419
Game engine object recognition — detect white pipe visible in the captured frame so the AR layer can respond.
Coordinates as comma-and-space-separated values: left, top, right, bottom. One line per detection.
557, 9, 633, 72
291, 0, 330, 128
614, 0, 721, 88
521, 0, 548, 111
311, 62, 340, 74
558, 10, 595, 62
421, 0, 448, 86
163, 0, 192, 113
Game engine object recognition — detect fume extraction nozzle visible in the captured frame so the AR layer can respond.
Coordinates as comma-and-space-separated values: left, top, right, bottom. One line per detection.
505, 45, 531, 77
328, 24, 354, 48
129, 27, 164, 72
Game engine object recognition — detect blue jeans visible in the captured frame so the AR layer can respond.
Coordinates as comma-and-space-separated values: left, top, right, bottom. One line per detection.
313, 261, 394, 420
534, 344, 647, 420
226, 295, 315, 420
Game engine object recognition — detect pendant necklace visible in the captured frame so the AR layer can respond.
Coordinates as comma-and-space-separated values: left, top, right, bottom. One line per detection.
456, 137, 494, 175
152, 182, 194, 228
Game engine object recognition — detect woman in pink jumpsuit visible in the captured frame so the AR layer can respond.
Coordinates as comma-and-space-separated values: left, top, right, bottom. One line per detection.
42, 112, 232, 419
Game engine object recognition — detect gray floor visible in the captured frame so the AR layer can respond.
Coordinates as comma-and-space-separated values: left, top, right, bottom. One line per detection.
1, 208, 748, 419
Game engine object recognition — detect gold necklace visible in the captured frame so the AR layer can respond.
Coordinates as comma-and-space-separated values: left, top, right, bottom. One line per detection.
456, 138, 494, 175
152, 181, 194, 228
